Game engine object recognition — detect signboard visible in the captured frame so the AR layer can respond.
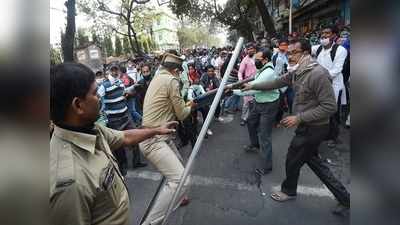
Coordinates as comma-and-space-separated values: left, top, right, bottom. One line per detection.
89, 49, 100, 59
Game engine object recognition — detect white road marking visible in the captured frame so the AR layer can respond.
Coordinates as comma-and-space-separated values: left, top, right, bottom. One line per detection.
126, 170, 334, 198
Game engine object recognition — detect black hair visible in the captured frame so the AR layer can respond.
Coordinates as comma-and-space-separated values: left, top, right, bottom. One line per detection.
297, 38, 312, 54
322, 25, 339, 35
120, 66, 127, 73
206, 64, 215, 71
95, 71, 103, 76
50, 63, 95, 124
141, 63, 151, 70
258, 48, 273, 61
278, 39, 289, 44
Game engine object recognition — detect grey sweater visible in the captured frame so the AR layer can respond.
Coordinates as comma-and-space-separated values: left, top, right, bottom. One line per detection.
251, 58, 337, 126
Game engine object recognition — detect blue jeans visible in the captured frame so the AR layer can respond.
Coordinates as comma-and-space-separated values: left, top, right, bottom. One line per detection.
224, 95, 240, 111
127, 97, 142, 124
247, 100, 279, 170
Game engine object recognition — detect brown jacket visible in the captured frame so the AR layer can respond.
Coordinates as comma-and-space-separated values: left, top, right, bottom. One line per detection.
251, 56, 337, 126
142, 68, 191, 128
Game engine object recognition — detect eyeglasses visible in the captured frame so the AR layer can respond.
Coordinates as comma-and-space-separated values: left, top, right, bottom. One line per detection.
287, 50, 303, 55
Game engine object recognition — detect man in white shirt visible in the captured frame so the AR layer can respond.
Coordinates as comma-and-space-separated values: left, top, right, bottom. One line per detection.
312, 25, 348, 148
127, 59, 143, 83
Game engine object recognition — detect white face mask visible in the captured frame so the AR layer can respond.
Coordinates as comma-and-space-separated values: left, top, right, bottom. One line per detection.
96, 78, 103, 84
287, 64, 299, 73
320, 38, 331, 46
287, 54, 304, 73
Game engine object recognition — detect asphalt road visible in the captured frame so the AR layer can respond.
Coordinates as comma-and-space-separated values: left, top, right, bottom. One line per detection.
126, 112, 350, 225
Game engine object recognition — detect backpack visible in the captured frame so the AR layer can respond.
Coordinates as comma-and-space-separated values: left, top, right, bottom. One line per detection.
316, 44, 350, 83
272, 53, 278, 67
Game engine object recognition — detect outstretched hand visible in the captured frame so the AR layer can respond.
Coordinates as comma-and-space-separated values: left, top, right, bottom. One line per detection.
157, 121, 179, 135
241, 83, 253, 91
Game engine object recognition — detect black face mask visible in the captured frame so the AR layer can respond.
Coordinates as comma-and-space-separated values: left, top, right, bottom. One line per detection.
255, 60, 264, 69
143, 75, 151, 81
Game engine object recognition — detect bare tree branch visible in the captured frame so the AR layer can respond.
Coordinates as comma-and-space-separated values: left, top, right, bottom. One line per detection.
112, 28, 130, 37
96, 0, 128, 21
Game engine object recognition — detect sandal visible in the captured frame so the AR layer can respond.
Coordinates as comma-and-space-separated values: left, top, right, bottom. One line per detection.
270, 191, 296, 202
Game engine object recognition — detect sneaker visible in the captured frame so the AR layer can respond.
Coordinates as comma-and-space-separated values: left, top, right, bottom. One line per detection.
215, 117, 224, 122
243, 145, 259, 153
240, 120, 246, 126
327, 140, 337, 148
207, 129, 213, 136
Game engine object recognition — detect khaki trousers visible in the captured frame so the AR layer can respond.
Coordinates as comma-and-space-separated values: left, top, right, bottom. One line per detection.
139, 135, 190, 225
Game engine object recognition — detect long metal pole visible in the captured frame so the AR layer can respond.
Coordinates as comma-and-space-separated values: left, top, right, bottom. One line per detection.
160, 37, 244, 225
289, 0, 292, 34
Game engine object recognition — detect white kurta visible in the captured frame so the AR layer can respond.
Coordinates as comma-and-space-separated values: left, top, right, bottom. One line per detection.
312, 44, 348, 104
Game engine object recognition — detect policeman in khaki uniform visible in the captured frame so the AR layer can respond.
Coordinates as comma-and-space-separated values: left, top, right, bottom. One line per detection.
139, 53, 196, 225
50, 63, 178, 225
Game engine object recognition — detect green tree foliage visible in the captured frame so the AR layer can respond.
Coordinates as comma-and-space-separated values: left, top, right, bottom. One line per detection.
104, 36, 114, 57
122, 36, 131, 55
169, 0, 276, 40
76, 28, 90, 48
78, 0, 159, 56
91, 32, 100, 45
115, 36, 123, 56
50, 45, 63, 65
177, 26, 221, 49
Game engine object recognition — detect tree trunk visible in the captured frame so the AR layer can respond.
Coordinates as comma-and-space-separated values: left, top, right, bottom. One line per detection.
62, 0, 76, 62
131, 28, 143, 55
127, 23, 144, 57
254, 0, 276, 36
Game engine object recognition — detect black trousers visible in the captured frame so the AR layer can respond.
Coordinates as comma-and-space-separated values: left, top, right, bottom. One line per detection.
327, 90, 343, 141
107, 116, 142, 176
281, 125, 350, 207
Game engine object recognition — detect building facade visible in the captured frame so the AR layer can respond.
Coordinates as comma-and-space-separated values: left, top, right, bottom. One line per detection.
151, 11, 180, 51
259, 0, 350, 35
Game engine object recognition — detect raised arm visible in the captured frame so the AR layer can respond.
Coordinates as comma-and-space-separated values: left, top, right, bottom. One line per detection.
245, 72, 291, 91
123, 121, 178, 146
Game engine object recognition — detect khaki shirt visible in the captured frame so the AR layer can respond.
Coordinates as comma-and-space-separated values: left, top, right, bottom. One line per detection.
142, 68, 191, 128
50, 124, 130, 225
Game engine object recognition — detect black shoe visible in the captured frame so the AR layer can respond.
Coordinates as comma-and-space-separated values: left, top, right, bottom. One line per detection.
332, 203, 350, 217
133, 162, 147, 168
244, 145, 259, 153
255, 168, 272, 175
327, 140, 337, 148
240, 120, 246, 126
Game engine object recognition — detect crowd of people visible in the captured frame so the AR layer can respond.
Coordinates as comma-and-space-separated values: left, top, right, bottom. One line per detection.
50, 24, 351, 225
